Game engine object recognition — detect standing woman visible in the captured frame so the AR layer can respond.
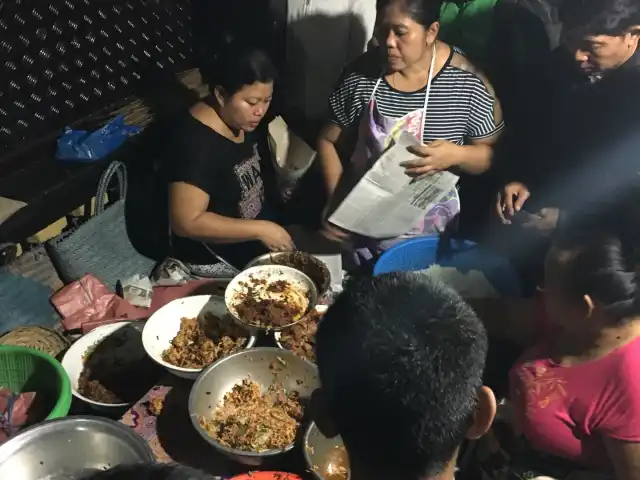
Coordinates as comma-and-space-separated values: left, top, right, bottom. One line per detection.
317, 0, 504, 255
164, 42, 294, 277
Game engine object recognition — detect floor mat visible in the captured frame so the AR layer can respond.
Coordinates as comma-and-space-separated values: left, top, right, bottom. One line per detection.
0, 246, 62, 334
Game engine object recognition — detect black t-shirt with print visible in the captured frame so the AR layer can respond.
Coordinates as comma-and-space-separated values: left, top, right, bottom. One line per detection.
164, 113, 269, 268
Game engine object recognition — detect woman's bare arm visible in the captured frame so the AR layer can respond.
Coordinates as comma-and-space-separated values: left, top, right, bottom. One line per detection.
169, 182, 263, 243
605, 438, 640, 480
316, 123, 346, 198
455, 132, 502, 175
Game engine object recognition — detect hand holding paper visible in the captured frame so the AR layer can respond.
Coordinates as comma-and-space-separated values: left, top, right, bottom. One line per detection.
402, 140, 462, 176
328, 132, 459, 239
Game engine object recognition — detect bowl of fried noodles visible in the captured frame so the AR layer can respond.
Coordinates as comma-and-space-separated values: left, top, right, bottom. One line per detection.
189, 347, 319, 465
225, 265, 318, 332
142, 295, 256, 379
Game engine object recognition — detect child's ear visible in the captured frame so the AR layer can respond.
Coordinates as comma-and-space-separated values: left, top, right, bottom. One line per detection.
466, 386, 497, 440
310, 388, 339, 438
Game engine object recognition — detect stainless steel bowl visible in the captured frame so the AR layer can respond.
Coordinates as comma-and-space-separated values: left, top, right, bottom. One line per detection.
304, 422, 350, 480
189, 347, 320, 466
246, 252, 331, 297
0, 416, 155, 479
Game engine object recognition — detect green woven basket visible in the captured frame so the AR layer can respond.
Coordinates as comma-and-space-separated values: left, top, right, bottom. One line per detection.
0, 345, 72, 420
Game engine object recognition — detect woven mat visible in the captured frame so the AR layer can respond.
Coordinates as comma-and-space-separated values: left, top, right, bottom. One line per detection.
0, 245, 62, 334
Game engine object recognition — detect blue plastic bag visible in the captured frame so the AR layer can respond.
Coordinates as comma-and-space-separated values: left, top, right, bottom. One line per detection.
56, 115, 141, 162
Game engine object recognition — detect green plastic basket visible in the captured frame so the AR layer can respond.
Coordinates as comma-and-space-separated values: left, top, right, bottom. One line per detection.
0, 345, 72, 420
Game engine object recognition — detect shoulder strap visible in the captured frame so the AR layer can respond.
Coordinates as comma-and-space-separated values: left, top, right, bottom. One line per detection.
95, 161, 127, 214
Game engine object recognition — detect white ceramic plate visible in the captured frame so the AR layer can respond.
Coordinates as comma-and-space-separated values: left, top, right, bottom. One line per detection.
61, 321, 144, 410
142, 295, 256, 379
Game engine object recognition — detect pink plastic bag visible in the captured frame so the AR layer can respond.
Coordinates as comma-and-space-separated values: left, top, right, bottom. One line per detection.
0, 388, 37, 443
51, 274, 142, 332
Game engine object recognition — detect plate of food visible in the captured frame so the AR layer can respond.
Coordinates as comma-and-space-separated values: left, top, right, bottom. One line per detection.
189, 347, 319, 465
225, 265, 318, 332
142, 295, 256, 379
274, 305, 327, 363
62, 322, 161, 411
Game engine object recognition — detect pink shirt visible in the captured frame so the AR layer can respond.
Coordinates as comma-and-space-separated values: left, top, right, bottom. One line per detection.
509, 329, 640, 469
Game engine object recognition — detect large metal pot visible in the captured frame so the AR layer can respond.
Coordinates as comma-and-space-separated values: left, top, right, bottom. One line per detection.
0, 416, 155, 479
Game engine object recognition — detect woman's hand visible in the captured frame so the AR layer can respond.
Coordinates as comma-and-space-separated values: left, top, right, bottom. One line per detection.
319, 204, 352, 244
497, 182, 531, 223
319, 221, 352, 244
257, 221, 295, 251
402, 140, 462, 177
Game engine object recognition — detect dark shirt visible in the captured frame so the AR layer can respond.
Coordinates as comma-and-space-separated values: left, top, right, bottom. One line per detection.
505, 46, 640, 214
164, 112, 269, 267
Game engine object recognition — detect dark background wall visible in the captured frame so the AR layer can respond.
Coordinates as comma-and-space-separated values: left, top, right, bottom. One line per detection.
0, 0, 194, 159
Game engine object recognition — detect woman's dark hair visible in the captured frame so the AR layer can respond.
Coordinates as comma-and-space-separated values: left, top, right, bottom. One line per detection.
201, 35, 277, 97
86, 463, 214, 479
560, 0, 640, 41
377, 0, 444, 28
551, 227, 640, 320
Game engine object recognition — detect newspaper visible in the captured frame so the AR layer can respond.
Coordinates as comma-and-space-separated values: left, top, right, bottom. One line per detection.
120, 274, 153, 308
329, 132, 459, 239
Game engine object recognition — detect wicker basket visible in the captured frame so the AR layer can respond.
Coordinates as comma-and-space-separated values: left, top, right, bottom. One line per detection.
0, 326, 70, 358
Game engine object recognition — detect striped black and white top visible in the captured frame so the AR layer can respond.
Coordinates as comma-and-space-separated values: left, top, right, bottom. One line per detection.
329, 48, 504, 145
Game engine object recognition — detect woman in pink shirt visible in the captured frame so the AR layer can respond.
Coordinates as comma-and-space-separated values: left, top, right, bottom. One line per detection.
477, 229, 640, 479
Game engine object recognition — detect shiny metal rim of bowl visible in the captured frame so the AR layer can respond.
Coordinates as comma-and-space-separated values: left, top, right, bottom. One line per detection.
303, 422, 350, 480
303, 422, 323, 480
245, 252, 331, 297
188, 347, 319, 459
0, 415, 155, 465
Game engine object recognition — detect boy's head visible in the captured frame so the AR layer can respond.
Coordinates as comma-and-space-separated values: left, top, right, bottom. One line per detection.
86, 463, 214, 480
314, 272, 495, 479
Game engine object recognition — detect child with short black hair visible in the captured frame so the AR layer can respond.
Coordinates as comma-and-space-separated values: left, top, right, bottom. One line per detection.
313, 272, 497, 480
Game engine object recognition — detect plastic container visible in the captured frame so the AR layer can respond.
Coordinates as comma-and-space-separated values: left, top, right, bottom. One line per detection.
0, 345, 72, 420
374, 236, 521, 297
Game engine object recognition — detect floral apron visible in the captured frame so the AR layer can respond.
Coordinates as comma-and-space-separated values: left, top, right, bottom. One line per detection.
348, 45, 460, 263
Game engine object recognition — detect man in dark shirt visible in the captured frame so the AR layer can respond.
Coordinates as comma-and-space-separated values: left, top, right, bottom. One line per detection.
485, 0, 640, 291
497, 0, 640, 229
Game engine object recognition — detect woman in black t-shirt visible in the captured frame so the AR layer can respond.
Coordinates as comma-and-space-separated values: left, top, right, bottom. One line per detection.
165, 45, 293, 275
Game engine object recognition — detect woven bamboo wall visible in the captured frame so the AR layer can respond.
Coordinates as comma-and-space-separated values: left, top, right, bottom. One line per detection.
0, 0, 194, 154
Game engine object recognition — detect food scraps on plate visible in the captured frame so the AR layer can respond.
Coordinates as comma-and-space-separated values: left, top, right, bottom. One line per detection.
162, 314, 249, 369
78, 327, 159, 404
232, 275, 310, 328
199, 379, 304, 452
278, 308, 324, 362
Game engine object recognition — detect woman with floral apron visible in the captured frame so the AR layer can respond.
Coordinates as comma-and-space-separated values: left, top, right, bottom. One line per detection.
317, 0, 504, 265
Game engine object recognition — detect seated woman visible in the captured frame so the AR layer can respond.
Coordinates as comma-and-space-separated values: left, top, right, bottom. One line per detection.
317, 0, 504, 257
475, 225, 640, 477
164, 42, 294, 276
